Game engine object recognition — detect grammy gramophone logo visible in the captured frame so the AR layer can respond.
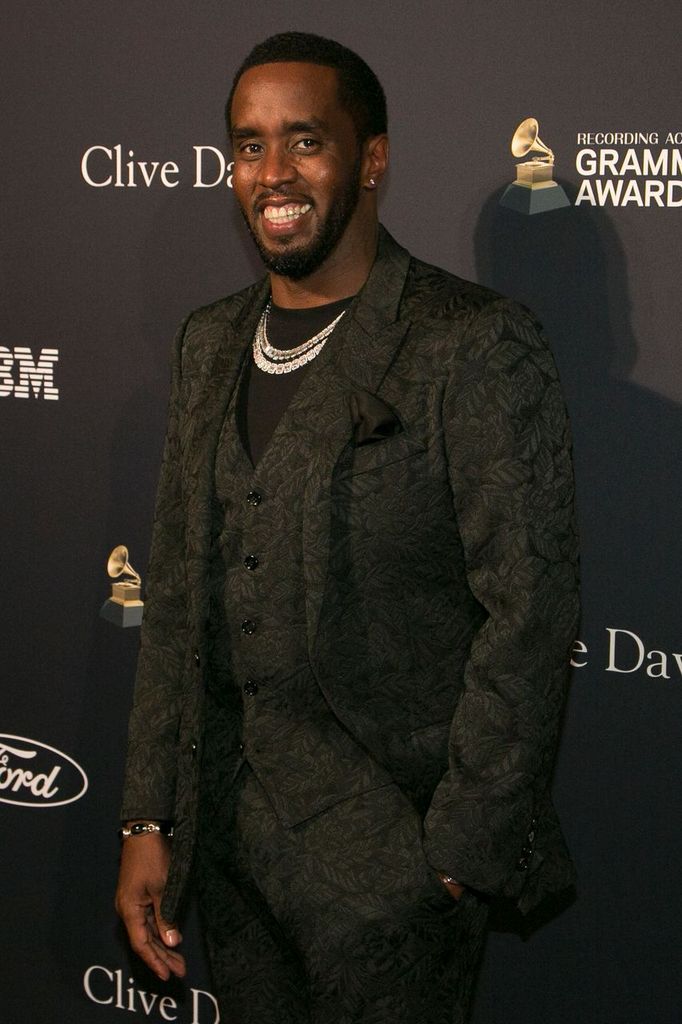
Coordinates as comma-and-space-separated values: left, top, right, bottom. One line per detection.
99, 545, 144, 628
499, 117, 570, 215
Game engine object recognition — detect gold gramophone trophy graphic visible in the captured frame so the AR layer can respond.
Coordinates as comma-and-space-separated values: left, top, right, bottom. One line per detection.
99, 545, 144, 627
499, 117, 570, 215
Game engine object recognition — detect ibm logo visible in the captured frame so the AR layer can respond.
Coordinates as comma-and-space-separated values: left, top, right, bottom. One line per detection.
0, 347, 59, 400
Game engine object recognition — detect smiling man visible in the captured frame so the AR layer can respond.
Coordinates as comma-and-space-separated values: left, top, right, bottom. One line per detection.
115, 32, 579, 1024
231, 61, 369, 285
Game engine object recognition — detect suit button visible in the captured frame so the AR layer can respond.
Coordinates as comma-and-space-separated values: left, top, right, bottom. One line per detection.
243, 679, 258, 696
238, 742, 245, 755
246, 490, 262, 506
190, 741, 198, 758
241, 619, 256, 635
193, 651, 200, 666
243, 554, 259, 571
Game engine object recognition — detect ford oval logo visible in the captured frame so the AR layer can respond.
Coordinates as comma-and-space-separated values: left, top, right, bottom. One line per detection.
0, 734, 88, 807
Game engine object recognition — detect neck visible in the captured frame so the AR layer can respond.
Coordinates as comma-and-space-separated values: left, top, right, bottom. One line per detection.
269, 218, 378, 309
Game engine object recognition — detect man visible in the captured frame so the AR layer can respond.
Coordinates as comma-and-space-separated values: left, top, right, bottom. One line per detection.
116, 32, 579, 1024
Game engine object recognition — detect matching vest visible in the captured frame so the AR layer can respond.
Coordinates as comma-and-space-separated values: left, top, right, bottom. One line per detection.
201, 357, 390, 829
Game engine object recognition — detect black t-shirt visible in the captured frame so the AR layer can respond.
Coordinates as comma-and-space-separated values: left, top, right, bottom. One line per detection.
237, 295, 354, 466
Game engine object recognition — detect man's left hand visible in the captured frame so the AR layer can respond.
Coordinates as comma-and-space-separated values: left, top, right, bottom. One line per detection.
437, 873, 465, 900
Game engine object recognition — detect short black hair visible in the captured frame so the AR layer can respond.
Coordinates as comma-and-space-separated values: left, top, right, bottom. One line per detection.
226, 31, 387, 142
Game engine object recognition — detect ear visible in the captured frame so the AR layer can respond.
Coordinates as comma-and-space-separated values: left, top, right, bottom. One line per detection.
362, 134, 389, 189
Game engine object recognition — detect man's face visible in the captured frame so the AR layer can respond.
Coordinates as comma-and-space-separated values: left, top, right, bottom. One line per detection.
230, 62, 364, 280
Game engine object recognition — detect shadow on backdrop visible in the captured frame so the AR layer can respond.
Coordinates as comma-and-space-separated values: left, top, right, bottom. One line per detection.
475, 180, 682, 638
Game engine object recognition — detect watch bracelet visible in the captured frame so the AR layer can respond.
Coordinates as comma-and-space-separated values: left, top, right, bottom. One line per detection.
118, 821, 174, 840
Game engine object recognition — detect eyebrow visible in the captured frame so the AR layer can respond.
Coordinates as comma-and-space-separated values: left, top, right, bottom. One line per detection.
230, 118, 330, 140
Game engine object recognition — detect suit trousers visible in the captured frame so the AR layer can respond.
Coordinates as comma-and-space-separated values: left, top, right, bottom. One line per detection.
196, 761, 489, 1024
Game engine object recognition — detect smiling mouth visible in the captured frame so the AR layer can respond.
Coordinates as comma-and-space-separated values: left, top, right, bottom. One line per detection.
262, 203, 312, 224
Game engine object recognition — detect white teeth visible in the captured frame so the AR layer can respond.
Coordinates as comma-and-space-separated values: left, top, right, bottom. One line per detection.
263, 203, 311, 222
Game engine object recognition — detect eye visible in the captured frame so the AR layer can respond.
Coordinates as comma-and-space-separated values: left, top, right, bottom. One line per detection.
293, 137, 320, 152
238, 142, 263, 158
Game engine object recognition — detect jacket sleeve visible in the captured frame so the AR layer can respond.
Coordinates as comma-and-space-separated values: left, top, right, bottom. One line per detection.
120, 315, 192, 821
421, 299, 580, 900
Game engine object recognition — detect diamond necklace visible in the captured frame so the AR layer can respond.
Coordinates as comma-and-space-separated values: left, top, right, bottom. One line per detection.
253, 301, 346, 375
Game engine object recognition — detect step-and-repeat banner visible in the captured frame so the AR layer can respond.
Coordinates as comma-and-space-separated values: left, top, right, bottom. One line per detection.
2, 3, 680, 1022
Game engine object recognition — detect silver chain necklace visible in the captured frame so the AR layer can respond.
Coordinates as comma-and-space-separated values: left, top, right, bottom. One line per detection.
253, 301, 346, 375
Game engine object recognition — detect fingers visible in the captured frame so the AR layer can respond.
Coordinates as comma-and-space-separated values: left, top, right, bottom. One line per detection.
437, 873, 465, 901
127, 906, 186, 981
152, 896, 183, 949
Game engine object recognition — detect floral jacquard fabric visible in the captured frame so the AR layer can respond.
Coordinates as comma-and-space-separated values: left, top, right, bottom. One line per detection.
121, 226, 580, 923
196, 762, 489, 1023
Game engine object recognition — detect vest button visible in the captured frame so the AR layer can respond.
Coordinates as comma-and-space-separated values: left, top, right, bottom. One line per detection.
241, 619, 257, 635
243, 679, 258, 696
243, 554, 259, 571
246, 490, 262, 506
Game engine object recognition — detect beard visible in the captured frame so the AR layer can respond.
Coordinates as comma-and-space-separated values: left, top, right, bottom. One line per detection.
240, 154, 363, 281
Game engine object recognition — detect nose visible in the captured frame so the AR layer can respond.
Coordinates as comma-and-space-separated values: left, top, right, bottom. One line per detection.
258, 145, 297, 189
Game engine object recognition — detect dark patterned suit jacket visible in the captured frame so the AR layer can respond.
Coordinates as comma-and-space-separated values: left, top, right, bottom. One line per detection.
121, 226, 580, 920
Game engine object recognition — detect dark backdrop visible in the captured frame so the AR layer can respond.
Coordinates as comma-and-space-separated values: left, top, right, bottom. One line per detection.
2, 3, 680, 1022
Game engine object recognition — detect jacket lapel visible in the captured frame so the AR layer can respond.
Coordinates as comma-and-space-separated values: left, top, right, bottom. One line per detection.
184, 278, 269, 430
301, 227, 413, 650
182, 278, 269, 633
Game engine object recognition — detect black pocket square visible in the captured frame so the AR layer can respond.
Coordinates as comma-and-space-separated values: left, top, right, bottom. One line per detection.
349, 390, 403, 446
